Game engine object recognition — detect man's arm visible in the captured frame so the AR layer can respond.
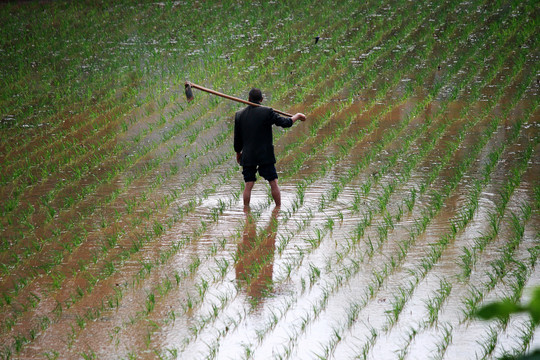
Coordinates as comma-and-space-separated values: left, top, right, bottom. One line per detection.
234, 114, 243, 163
271, 110, 306, 128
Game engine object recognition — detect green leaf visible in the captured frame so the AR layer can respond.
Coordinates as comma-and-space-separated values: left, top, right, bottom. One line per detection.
475, 299, 521, 321
526, 288, 540, 325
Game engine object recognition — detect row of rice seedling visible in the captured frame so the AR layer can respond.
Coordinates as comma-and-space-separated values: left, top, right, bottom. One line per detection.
0, 106, 215, 299
1, 0, 278, 205
323, 84, 537, 360
1, 0, 538, 358
1, 0, 330, 228
0, 0, 245, 134
135, 2, 540, 358
334, 31, 535, 277
350, 54, 536, 360
211, 2, 540, 358
278, 45, 536, 360
0, 0, 350, 294
212, 1, 536, 358
418, 144, 538, 359
50, 0, 434, 354
42, 0, 458, 354
0, 0, 392, 354
396, 117, 536, 358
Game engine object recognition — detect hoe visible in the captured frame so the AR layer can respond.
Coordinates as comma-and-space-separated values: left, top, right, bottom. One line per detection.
184, 81, 293, 117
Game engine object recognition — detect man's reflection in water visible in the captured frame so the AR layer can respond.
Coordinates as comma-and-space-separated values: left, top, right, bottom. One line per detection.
235, 206, 280, 304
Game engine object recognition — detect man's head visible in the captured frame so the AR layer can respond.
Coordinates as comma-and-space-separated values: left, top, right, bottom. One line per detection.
248, 88, 263, 104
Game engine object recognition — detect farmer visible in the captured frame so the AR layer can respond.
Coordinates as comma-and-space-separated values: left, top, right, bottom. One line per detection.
234, 88, 305, 209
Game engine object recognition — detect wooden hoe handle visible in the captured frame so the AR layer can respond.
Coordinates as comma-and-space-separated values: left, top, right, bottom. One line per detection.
185, 81, 294, 118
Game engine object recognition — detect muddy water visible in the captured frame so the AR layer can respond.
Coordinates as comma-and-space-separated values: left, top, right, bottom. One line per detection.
122, 110, 533, 359
11, 104, 536, 359
6, 88, 537, 360
5, 32, 540, 360
10, 122, 539, 360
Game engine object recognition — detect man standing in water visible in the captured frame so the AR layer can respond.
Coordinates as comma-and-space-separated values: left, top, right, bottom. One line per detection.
234, 88, 305, 209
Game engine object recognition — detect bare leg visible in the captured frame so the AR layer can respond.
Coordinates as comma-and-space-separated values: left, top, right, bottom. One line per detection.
269, 179, 281, 207
243, 181, 255, 208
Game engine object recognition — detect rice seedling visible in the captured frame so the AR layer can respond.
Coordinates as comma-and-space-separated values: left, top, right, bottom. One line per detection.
476, 325, 499, 359
459, 247, 475, 279
424, 278, 453, 327
308, 263, 322, 286
430, 322, 453, 360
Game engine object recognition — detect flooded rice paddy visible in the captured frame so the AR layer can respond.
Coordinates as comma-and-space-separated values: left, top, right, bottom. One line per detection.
1, 0, 539, 359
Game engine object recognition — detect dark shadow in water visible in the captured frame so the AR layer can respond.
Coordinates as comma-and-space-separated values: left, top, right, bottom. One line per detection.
235, 207, 280, 307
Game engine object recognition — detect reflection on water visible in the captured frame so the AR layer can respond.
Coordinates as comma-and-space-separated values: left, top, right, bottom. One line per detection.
235, 207, 280, 306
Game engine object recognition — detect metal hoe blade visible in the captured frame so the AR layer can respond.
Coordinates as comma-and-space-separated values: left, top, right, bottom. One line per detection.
185, 82, 194, 101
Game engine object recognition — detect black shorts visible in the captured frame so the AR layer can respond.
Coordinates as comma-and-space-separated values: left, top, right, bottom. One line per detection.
242, 164, 278, 182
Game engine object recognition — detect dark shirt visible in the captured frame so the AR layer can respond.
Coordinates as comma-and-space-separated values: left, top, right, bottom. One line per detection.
234, 105, 293, 166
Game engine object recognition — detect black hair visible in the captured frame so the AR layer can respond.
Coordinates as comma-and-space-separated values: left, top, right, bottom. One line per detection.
248, 88, 263, 103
